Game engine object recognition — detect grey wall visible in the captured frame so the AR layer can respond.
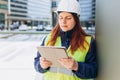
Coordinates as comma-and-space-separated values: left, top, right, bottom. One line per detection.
96, 0, 120, 80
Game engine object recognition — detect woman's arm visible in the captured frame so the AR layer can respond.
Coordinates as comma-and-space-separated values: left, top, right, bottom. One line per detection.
34, 37, 50, 73
72, 39, 98, 78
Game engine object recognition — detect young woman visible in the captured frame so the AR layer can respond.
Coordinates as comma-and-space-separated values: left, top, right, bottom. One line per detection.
34, 0, 98, 80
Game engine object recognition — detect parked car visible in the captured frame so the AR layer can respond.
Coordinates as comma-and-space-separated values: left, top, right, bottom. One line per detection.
45, 25, 52, 31
0, 24, 5, 30
36, 25, 44, 31
10, 22, 19, 30
19, 24, 28, 31
10, 25, 18, 30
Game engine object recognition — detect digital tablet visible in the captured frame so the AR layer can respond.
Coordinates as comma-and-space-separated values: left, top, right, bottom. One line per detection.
37, 46, 68, 68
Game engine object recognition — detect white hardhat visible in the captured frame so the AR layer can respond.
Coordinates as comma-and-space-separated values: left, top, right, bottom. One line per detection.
56, 0, 80, 15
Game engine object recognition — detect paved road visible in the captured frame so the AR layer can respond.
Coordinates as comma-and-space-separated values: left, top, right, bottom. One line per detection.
0, 34, 45, 80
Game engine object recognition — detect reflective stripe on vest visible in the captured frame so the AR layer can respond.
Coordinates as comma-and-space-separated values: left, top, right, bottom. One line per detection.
44, 34, 92, 80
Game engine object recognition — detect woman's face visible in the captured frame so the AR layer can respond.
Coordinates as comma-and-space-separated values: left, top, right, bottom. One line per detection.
58, 12, 76, 32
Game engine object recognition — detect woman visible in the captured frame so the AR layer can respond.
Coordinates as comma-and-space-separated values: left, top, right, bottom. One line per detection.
34, 0, 98, 80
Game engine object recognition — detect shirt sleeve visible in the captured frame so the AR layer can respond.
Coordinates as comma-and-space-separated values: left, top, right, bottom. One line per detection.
72, 39, 98, 79
34, 37, 49, 73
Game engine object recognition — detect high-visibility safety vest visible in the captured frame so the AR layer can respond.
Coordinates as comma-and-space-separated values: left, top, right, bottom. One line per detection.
44, 34, 93, 80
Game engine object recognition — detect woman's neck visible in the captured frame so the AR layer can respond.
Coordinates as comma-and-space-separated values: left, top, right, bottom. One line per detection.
60, 29, 74, 39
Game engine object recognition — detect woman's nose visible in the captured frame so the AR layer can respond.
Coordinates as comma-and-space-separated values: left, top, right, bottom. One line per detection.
62, 18, 66, 24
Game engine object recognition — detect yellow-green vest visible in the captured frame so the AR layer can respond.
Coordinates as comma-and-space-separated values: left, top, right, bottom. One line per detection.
44, 34, 93, 80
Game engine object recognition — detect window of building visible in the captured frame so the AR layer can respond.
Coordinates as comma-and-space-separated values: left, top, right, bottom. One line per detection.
0, 14, 5, 19
52, 1, 56, 8
0, 4, 7, 10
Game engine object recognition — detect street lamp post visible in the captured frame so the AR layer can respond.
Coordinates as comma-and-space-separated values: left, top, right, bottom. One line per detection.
51, 0, 58, 27
7, 0, 11, 31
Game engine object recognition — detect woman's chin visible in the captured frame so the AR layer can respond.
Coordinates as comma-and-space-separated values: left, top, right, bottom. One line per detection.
61, 28, 69, 32
61, 29, 68, 32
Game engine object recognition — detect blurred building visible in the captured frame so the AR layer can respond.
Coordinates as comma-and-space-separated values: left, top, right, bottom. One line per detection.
0, 0, 52, 30
0, 0, 95, 30
27, 0, 52, 26
79, 0, 96, 29
0, 0, 8, 27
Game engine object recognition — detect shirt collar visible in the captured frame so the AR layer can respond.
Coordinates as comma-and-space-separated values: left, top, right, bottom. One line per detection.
60, 29, 74, 39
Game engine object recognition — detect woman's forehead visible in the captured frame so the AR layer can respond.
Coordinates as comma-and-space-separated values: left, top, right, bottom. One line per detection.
58, 12, 73, 16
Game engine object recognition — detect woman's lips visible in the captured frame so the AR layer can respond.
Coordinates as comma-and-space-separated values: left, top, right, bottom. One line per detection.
62, 25, 67, 28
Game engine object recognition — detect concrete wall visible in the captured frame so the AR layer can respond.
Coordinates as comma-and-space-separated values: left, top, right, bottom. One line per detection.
96, 0, 120, 80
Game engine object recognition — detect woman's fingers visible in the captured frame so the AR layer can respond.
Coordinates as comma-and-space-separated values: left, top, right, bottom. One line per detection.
40, 57, 52, 69
58, 58, 73, 69
58, 58, 78, 70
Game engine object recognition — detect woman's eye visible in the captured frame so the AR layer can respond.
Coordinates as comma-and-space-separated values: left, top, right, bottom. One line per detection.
67, 18, 71, 20
59, 17, 71, 20
59, 17, 63, 19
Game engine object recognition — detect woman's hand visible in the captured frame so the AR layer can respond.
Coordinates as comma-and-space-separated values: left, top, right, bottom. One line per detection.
58, 57, 78, 71
40, 57, 52, 69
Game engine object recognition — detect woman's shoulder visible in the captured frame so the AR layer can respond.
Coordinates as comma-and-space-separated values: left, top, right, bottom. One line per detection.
86, 35, 95, 40
85, 35, 95, 45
